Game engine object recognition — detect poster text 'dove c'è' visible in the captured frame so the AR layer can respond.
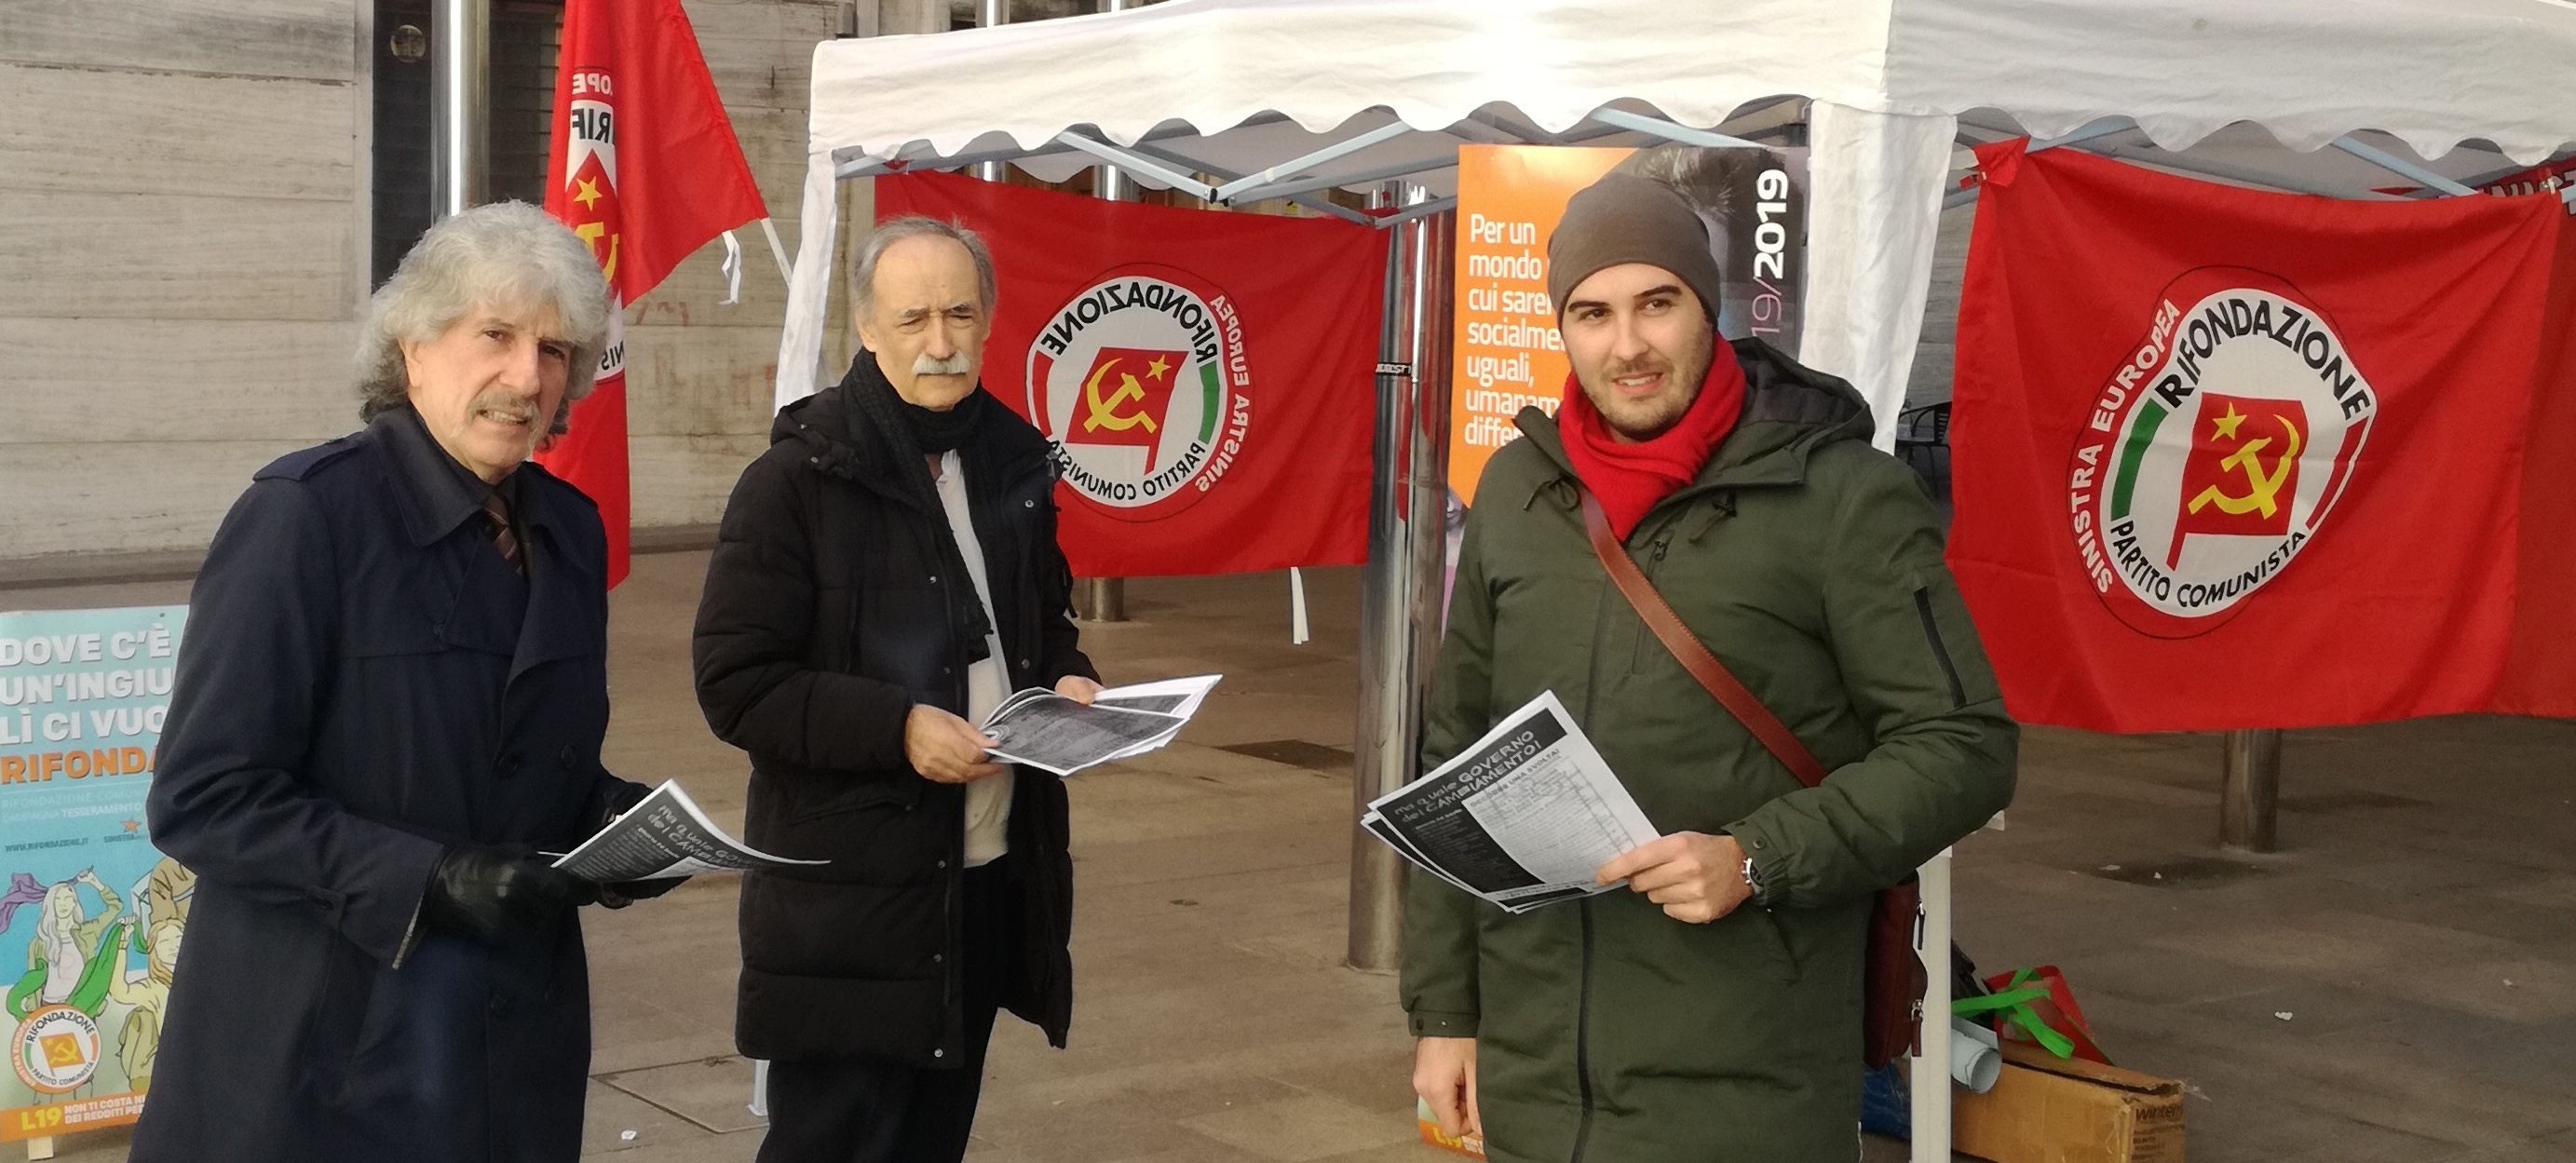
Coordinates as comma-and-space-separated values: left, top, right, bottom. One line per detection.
0, 606, 190, 1142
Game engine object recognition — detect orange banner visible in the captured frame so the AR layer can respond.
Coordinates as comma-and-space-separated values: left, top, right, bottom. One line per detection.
1448, 147, 1631, 502
1447, 144, 1806, 503
2, 1091, 143, 1142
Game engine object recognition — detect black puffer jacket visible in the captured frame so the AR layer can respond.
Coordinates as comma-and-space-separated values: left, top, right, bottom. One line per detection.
692, 357, 1095, 1065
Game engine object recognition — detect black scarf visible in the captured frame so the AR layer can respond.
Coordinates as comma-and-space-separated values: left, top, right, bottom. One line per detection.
844, 356, 997, 665
903, 391, 983, 453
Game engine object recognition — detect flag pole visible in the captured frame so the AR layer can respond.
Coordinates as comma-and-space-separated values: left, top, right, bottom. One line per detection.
430, 0, 491, 218
759, 218, 795, 288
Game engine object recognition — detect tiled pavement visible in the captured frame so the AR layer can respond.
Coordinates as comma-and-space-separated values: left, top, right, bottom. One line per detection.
9, 552, 2574, 1161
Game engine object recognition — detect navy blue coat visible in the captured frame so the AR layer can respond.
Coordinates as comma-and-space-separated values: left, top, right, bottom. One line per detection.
132, 407, 641, 1163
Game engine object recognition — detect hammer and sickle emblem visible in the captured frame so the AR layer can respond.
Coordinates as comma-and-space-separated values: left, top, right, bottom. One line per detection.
1079, 357, 1159, 434
573, 221, 620, 284
2188, 412, 2303, 519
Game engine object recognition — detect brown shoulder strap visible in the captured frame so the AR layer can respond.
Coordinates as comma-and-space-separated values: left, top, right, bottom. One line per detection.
1579, 489, 1831, 788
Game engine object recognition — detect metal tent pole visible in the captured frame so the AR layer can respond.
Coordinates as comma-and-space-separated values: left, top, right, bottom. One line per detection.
971, 0, 1010, 183
1079, 81, 1133, 623
2221, 728, 2283, 851
430, 0, 491, 218
1349, 183, 1452, 971
1405, 202, 1454, 693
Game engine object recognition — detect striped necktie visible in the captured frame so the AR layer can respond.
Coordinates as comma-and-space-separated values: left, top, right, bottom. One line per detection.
481, 491, 522, 575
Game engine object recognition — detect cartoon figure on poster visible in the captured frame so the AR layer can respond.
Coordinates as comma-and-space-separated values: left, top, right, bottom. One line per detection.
4, 870, 125, 1021
109, 858, 189, 1093
0, 606, 187, 1143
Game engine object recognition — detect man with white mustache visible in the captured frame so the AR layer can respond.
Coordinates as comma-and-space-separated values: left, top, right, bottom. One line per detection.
136, 202, 673, 1163
694, 215, 1098, 1163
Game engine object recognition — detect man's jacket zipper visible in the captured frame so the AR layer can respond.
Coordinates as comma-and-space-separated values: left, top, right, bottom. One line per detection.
1913, 588, 1970, 707
1568, 503, 1620, 1163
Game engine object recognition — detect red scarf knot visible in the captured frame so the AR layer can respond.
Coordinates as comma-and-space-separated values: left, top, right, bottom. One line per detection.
1557, 348, 1747, 540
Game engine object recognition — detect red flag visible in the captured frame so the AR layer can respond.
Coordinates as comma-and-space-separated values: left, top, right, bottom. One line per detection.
873, 172, 1387, 577
536, 0, 767, 587
1947, 139, 2576, 731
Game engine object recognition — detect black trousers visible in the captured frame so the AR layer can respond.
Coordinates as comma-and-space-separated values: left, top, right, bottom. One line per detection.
756, 858, 1020, 1163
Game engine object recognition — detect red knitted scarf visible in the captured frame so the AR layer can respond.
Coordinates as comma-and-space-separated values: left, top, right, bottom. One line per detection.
1557, 350, 1746, 540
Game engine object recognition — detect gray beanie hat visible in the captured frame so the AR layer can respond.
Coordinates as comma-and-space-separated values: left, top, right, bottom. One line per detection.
1547, 172, 1724, 324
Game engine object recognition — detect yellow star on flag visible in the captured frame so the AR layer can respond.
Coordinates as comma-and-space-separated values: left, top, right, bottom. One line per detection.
573, 176, 603, 210
2211, 402, 2247, 441
1146, 356, 1172, 381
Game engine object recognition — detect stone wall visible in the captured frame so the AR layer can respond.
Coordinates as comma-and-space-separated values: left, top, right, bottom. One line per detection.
0, 0, 844, 567
0, 0, 373, 561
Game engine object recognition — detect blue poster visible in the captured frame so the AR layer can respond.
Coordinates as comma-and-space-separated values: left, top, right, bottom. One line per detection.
0, 605, 187, 1142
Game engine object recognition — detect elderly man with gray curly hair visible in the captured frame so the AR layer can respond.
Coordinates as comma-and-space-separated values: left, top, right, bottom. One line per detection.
133, 201, 674, 1163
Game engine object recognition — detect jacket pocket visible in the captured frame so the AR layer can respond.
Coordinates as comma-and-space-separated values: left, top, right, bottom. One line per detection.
739, 872, 944, 980
1742, 906, 1802, 984
759, 772, 949, 886
788, 776, 922, 825
342, 610, 447, 659
318, 932, 397, 1104
1911, 568, 1993, 708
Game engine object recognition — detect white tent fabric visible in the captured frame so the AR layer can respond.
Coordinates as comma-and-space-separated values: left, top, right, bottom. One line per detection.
804, 0, 2576, 166
1801, 102, 1957, 452
777, 0, 2576, 431
807, 1, 1883, 163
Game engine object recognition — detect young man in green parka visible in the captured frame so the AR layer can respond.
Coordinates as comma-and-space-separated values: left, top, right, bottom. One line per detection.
1403, 171, 2018, 1162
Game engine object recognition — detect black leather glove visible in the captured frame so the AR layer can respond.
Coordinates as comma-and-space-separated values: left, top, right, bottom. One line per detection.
423, 846, 581, 942
602, 779, 653, 826
594, 876, 687, 910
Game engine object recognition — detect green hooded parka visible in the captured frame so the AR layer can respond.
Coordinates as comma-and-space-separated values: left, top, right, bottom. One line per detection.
1401, 339, 2019, 1163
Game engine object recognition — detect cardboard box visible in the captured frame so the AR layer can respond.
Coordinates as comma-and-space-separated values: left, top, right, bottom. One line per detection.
1954, 1041, 2185, 1163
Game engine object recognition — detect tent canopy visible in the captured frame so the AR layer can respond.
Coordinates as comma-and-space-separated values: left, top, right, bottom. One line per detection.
777, 0, 2576, 415
811, 0, 2576, 168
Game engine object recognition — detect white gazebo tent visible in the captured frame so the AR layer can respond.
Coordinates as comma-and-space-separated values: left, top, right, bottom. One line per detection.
772, 1, 2576, 1152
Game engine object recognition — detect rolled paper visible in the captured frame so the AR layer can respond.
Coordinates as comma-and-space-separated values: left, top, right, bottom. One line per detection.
1950, 1014, 2001, 1094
